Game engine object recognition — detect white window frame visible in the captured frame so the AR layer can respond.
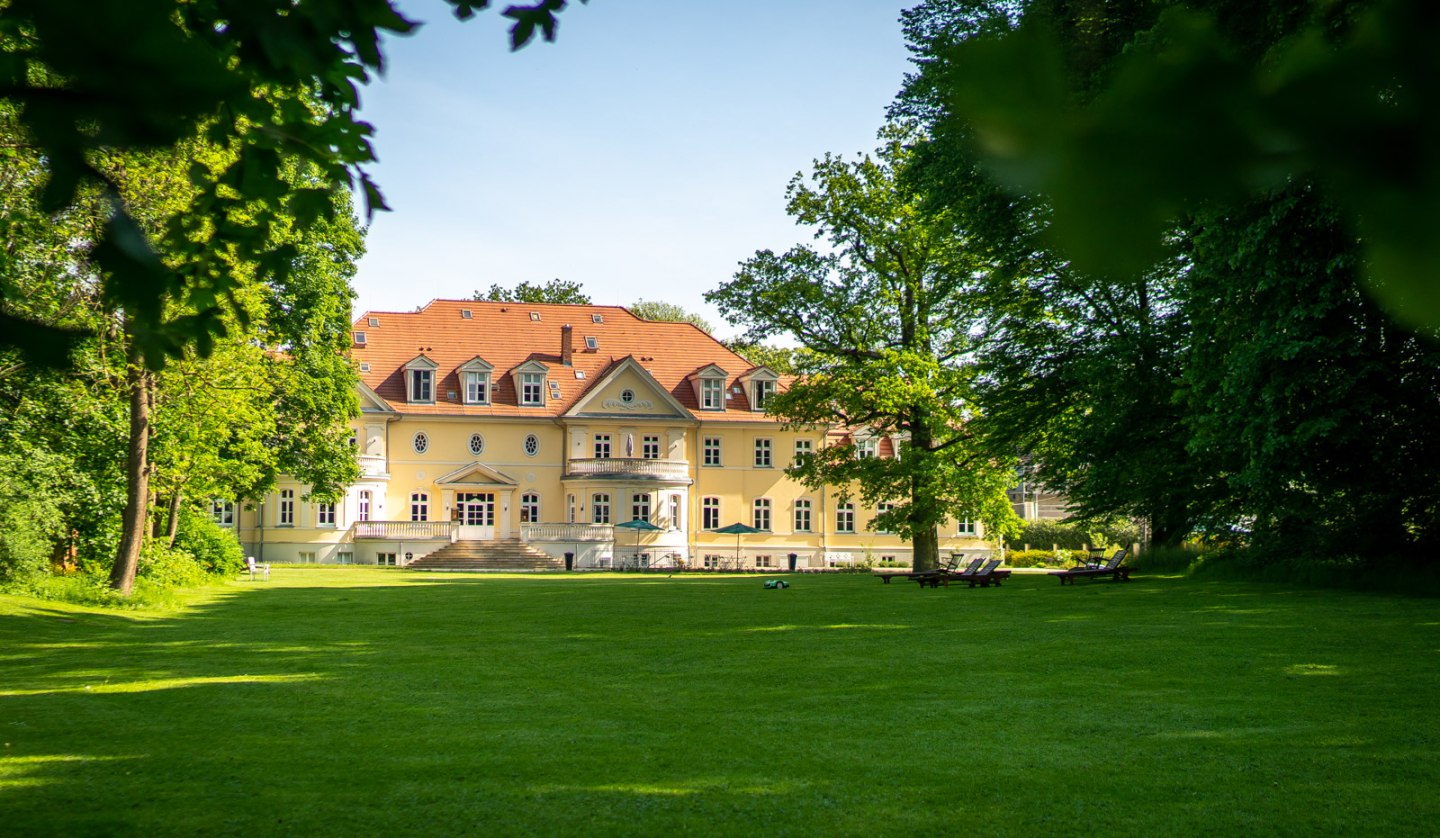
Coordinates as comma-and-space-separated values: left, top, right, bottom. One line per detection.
836, 502, 855, 534
700, 377, 724, 411
855, 438, 878, 459
464, 370, 491, 405
956, 517, 978, 537
468, 433, 485, 456
278, 489, 295, 526
642, 435, 661, 459
520, 492, 540, 524
875, 502, 896, 533
358, 490, 371, 522
520, 372, 545, 406
412, 432, 429, 455
210, 499, 234, 527
793, 438, 813, 463
754, 438, 772, 468
594, 434, 612, 459
702, 497, 721, 530
752, 498, 772, 532
753, 379, 775, 410
410, 492, 429, 522
631, 493, 651, 523
794, 499, 812, 533
316, 501, 337, 527
591, 493, 611, 525
702, 437, 721, 467
408, 368, 434, 404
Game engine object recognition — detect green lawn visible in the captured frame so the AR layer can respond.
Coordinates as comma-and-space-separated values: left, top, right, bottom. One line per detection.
2, 569, 1437, 835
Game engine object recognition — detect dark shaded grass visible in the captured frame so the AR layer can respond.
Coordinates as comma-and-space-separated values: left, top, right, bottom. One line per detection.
2, 570, 1437, 835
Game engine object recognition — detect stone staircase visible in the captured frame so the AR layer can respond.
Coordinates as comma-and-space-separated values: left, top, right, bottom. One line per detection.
406, 538, 563, 572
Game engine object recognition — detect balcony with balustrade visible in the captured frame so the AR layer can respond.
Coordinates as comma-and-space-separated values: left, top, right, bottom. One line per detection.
563, 457, 691, 483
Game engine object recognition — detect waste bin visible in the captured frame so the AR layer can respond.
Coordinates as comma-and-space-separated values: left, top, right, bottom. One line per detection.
788, 553, 798, 572
564, 552, 574, 572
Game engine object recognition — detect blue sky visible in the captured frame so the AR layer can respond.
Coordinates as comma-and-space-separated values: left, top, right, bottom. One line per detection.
354, 0, 917, 337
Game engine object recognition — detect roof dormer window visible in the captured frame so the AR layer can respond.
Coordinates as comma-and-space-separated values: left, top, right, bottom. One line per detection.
511, 360, 550, 407
701, 378, 723, 410
404, 355, 439, 404
459, 356, 493, 406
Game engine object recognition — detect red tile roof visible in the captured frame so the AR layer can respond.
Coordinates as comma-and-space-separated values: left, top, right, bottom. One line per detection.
352, 299, 777, 421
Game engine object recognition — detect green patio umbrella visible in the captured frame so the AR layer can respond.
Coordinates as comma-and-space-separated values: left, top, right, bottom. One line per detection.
713, 521, 763, 568
615, 518, 663, 566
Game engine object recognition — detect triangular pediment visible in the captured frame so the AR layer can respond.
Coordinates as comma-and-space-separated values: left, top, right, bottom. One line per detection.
356, 381, 396, 414
742, 365, 780, 381
566, 357, 695, 419
434, 462, 518, 487
511, 359, 550, 375
404, 354, 438, 370
459, 355, 493, 373
689, 363, 728, 380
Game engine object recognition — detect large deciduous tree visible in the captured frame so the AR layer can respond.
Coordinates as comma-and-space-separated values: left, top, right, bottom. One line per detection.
476, 279, 591, 305
708, 135, 1019, 571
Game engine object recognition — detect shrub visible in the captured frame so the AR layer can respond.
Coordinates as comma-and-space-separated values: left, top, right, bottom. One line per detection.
1004, 550, 1075, 568
137, 542, 209, 589
1005, 519, 1141, 552
173, 505, 245, 575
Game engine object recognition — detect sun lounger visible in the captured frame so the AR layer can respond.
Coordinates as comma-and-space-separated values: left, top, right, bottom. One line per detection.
960, 557, 1011, 588
1050, 549, 1130, 585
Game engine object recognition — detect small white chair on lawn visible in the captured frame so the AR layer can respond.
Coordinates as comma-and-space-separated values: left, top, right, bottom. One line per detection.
245, 556, 270, 581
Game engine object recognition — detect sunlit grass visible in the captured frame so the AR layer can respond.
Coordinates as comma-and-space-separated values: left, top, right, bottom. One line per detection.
0, 569, 1437, 835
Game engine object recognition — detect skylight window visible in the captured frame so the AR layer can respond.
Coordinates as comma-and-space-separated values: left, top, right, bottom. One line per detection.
592, 314, 604, 323
529, 311, 541, 321
585, 336, 598, 350
353, 332, 366, 345
461, 309, 473, 319
368, 317, 380, 327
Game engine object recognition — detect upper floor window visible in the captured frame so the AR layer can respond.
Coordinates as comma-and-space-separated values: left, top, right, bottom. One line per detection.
358, 490, 371, 522
520, 492, 540, 524
591, 493, 611, 525
594, 434, 612, 459
702, 497, 721, 530
642, 435, 661, 459
412, 432, 429, 455
956, 517, 978, 537
703, 437, 722, 467
836, 502, 855, 534
700, 377, 723, 410
520, 372, 545, 406
794, 499, 812, 533
753, 379, 776, 410
468, 433, 485, 456
523, 434, 540, 456
316, 502, 337, 527
210, 499, 234, 526
278, 489, 295, 526
410, 492, 429, 522
754, 438, 773, 468
409, 368, 433, 403
752, 498, 772, 532
794, 438, 813, 464
855, 438, 877, 459
464, 371, 490, 405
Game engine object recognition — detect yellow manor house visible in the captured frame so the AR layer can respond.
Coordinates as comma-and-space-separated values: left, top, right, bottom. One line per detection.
231, 299, 992, 570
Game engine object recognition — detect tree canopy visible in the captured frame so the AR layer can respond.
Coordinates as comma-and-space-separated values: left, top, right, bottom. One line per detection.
476, 278, 592, 305
628, 300, 713, 334
708, 134, 1020, 571
0, 0, 584, 369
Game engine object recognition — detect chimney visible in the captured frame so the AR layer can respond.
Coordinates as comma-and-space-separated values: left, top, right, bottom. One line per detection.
560, 324, 573, 367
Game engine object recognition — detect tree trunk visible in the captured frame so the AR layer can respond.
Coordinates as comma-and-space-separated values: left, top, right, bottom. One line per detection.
911, 524, 939, 573
908, 405, 941, 571
165, 491, 182, 548
110, 350, 151, 595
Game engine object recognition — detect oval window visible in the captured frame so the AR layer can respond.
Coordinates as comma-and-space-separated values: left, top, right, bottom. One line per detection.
468, 433, 485, 456
412, 432, 429, 454
523, 434, 539, 457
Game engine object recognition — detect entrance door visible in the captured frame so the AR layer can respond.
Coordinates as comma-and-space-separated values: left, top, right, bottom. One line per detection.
455, 492, 496, 540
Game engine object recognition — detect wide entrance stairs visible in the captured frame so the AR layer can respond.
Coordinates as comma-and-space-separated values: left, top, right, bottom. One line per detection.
406, 539, 563, 572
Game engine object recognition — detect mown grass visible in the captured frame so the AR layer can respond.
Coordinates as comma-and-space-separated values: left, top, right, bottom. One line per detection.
2, 569, 1437, 835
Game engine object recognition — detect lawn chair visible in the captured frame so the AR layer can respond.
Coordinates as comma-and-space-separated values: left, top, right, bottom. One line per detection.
961, 557, 1011, 588
1050, 549, 1130, 585
245, 556, 270, 581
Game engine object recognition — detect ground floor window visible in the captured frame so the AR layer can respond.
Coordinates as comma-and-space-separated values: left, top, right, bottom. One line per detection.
210, 499, 234, 526
316, 502, 336, 527
703, 554, 722, 569
520, 492, 540, 523
377, 552, 397, 567
755, 555, 772, 568
592, 493, 611, 525
336, 551, 354, 565
298, 551, 316, 564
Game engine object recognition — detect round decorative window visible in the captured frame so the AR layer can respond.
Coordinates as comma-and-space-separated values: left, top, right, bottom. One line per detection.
620, 389, 635, 404
523, 434, 540, 457
468, 433, 485, 456
412, 432, 429, 454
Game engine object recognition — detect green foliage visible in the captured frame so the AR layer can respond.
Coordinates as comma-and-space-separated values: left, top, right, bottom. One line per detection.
724, 341, 809, 375
629, 300, 713, 333
476, 278, 591, 305
1005, 519, 1141, 552
0, 448, 67, 581
709, 133, 1020, 569
921, 0, 1440, 330
0, 0, 585, 368
1004, 549, 1071, 568
173, 507, 245, 576
135, 542, 209, 590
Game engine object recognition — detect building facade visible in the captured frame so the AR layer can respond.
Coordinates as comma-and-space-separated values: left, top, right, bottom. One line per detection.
233, 300, 991, 568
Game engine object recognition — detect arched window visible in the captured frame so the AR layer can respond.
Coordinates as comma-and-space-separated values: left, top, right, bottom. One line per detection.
520, 492, 540, 524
